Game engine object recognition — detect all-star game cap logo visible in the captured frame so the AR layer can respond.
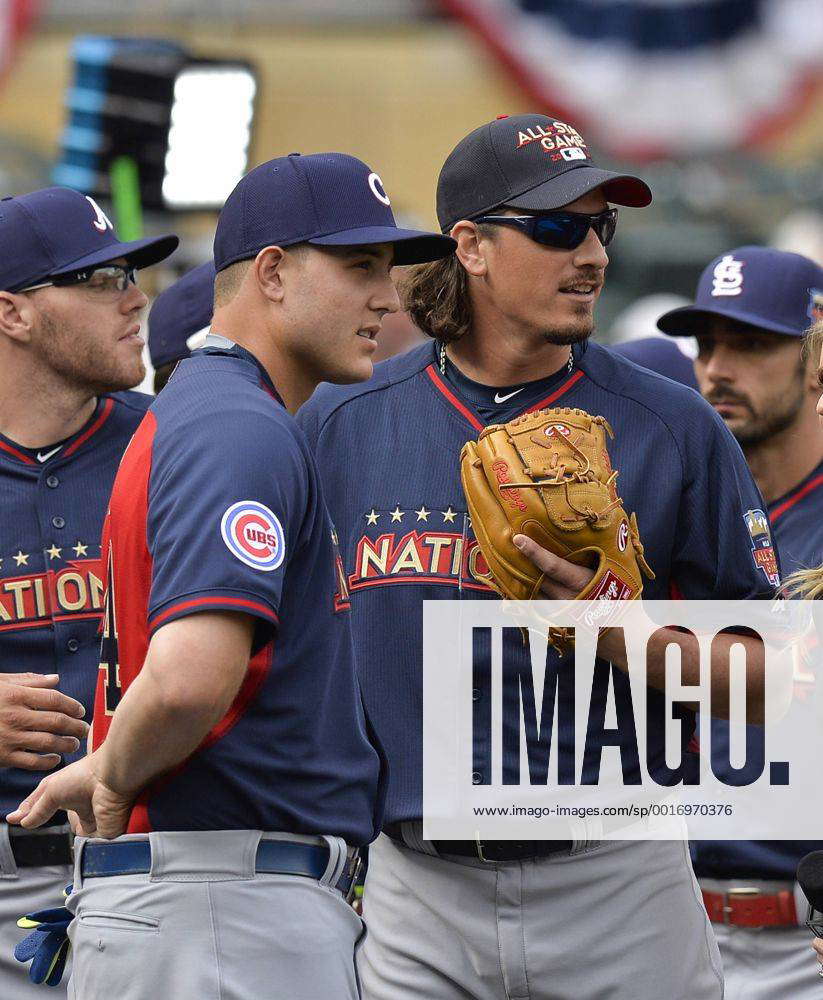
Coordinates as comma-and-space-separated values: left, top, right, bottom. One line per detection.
221, 500, 285, 572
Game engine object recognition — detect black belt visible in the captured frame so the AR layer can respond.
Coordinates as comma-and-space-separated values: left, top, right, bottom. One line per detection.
82, 838, 361, 900
384, 824, 573, 863
431, 839, 573, 862
9, 830, 73, 868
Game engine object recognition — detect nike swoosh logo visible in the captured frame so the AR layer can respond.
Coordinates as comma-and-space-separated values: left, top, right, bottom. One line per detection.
36, 446, 62, 463
493, 388, 525, 403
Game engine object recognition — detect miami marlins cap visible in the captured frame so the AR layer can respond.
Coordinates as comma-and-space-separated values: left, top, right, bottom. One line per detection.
148, 260, 215, 369
658, 246, 823, 338
214, 153, 455, 270
436, 113, 652, 232
0, 187, 178, 293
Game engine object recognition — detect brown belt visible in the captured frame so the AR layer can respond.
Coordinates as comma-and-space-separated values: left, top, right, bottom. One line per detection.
702, 887, 798, 927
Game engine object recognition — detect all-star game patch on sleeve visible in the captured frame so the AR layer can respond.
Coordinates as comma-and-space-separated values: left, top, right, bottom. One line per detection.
145, 402, 308, 642
670, 406, 780, 599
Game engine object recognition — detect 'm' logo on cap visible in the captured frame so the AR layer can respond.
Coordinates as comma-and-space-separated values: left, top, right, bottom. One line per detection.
711, 255, 745, 297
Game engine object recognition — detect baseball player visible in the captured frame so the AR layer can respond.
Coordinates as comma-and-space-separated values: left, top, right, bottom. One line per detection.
297, 114, 780, 1000
0, 186, 177, 995
147, 260, 215, 392
657, 247, 823, 1000
9, 153, 454, 999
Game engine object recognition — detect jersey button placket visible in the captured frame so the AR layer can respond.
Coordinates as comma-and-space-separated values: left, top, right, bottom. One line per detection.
46, 475, 59, 489
52, 515, 65, 529
66, 639, 80, 653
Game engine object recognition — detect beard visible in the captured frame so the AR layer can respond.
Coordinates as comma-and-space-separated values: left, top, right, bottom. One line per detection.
541, 315, 595, 347
33, 306, 145, 394
707, 365, 807, 448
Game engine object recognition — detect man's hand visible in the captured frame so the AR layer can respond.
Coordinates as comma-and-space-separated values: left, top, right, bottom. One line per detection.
6, 753, 133, 839
0, 673, 88, 770
513, 534, 594, 599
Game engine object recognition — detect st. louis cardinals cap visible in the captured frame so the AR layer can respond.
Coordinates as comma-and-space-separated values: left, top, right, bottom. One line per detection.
0, 187, 178, 293
437, 113, 652, 232
148, 260, 215, 369
214, 153, 455, 270
658, 247, 823, 338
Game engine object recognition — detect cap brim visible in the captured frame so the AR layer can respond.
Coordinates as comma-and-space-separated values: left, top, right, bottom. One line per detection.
308, 227, 456, 266
505, 165, 652, 212
53, 234, 179, 277
657, 304, 804, 338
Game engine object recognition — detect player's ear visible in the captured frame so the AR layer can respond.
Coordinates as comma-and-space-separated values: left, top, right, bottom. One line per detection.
253, 246, 287, 304
0, 291, 34, 344
451, 221, 487, 278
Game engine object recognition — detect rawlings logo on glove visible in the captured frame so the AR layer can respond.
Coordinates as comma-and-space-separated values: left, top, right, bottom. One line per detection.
460, 406, 654, 649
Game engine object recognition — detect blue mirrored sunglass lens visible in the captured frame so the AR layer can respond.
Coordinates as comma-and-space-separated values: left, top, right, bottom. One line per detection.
533, 216, 588, 247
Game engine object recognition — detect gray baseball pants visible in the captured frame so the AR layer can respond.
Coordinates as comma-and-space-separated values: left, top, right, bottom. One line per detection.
0, 822, 72, 998
712, 922, 821, 999
66, 830, 365, 1000
358, 834, 724, 1000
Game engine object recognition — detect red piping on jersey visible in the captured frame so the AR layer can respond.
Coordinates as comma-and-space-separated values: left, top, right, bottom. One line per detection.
526, 370, 585, 412
63, 398, 114, 457
770, 473, 823, 523
148, 595, 279, 633
0, 439, 35, 464
669, 579, 684, 600
425, 365, 484, 432
0, 612, 101, 634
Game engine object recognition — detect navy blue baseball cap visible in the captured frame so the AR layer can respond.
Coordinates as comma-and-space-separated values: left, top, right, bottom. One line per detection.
214, 153, 456, 271
148, 260, 215, 368
0, 187, 178, 293
612, 337, 698, 391
658, 246, 823, 339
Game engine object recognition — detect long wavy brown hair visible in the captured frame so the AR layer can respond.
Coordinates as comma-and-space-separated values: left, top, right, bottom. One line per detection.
781, 318, 823, 598
400, 224, 495, 343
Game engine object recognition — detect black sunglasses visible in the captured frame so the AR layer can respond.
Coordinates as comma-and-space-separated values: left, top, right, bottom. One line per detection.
474, 208, 618, 250
20, 265, 136, 294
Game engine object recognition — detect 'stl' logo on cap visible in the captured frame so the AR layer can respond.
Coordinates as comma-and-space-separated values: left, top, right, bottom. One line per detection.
711, 255, 744, 297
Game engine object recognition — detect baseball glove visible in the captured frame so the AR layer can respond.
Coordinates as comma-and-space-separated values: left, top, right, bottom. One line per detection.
460, 406, 653, 648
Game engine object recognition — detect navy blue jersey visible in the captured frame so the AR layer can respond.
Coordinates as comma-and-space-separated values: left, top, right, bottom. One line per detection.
0, 391, 151, 820
692, 457, 823, 880
91, 341, 385, 843
297, 340, 776, 827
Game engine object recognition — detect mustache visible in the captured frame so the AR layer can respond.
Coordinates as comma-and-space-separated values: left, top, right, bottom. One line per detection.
706, 388, 752, 409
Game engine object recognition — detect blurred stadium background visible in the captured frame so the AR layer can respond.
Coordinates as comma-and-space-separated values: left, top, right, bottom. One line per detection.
0, 0, 820, 381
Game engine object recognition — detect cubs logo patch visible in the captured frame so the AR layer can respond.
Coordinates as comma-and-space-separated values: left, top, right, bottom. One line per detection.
743, 508, 779, 587
221, 500, 285, 572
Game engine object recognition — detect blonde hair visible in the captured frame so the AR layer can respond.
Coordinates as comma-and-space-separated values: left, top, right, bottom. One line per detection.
780, 318, 823, 599
213, 259, 252, 309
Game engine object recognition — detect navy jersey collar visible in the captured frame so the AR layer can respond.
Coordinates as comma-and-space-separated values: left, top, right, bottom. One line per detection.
0, 395, 115, 467
200, 333, 286, 407
426, 339, 587, 431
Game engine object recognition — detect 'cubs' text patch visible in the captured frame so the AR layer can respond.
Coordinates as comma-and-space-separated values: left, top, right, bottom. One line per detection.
221, 500, 285, 572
